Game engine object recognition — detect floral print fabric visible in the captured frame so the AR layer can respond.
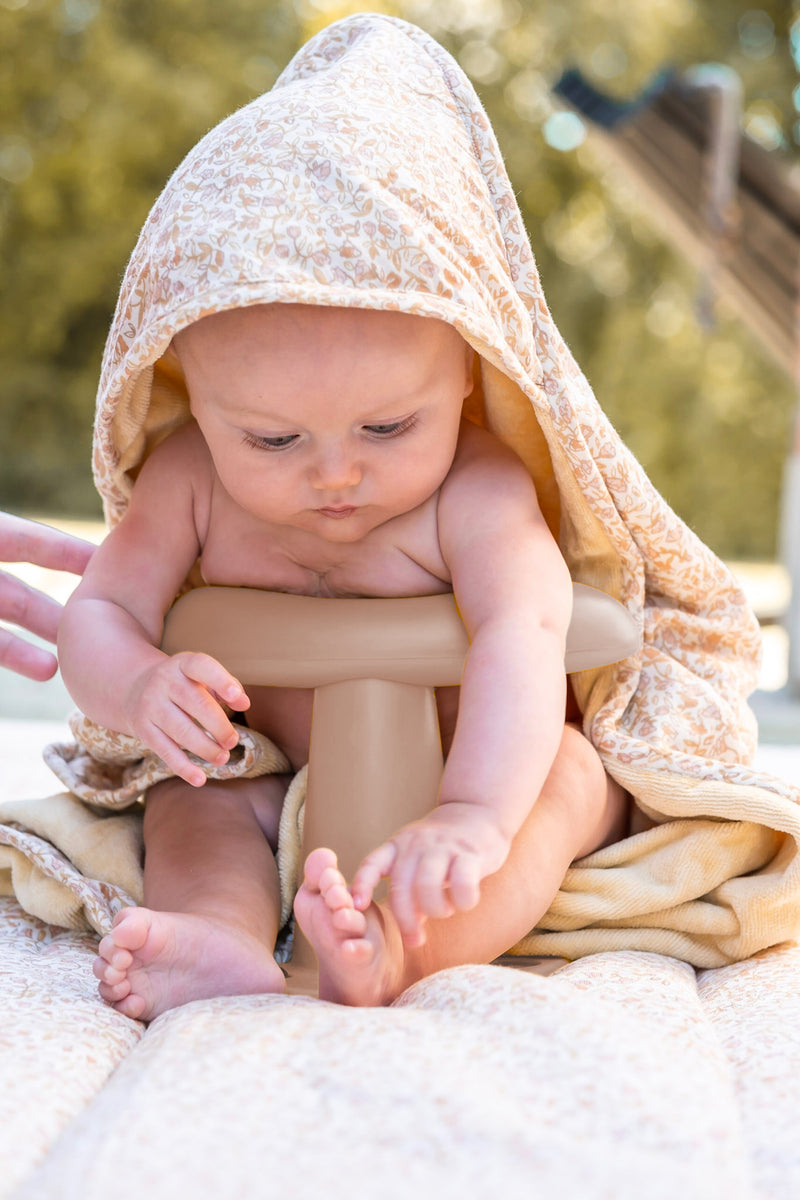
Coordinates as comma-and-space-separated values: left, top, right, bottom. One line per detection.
3, 894, 799, 1200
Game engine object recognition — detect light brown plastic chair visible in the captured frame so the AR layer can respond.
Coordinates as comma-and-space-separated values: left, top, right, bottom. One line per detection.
162, 585, 640, 994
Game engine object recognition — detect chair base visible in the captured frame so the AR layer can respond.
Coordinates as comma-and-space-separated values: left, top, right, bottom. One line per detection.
288, 677, 444, 991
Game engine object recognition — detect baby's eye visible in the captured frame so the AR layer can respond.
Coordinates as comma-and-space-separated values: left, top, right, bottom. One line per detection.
242, 432, 299, 451
363, 416, 416, 438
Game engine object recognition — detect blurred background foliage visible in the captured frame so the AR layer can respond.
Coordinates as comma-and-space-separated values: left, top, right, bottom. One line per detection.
1, 0, 799, 558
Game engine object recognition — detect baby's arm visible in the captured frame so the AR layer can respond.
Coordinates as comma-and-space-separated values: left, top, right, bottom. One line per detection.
352, 429, 573, 943
58, 429, 249, 787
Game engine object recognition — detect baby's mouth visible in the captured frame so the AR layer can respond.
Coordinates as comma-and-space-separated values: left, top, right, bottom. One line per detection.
318, 505, 357, 519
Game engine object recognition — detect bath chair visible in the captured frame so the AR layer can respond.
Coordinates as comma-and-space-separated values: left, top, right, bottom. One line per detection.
160, 581, 642, 994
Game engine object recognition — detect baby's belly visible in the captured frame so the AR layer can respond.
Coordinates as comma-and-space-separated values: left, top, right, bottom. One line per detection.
242, 684, 461, 774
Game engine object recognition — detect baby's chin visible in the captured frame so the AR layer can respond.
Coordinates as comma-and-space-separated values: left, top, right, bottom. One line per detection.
307, 506, 387, 541
283, 495, 432, 543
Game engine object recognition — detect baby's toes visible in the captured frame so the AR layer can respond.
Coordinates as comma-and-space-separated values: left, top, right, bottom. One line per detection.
330, 905, 366, 936
93, 956, 126, 986
303, 847, 339, 891
97, 932, 119, 962
320, 878, 352, 914
114, 992, 148, 1021
99, 940, 134, 971
340, 935, 374, 963
98, 977, 131, 1004
108, 908, 153, 954
318, 863, 349, 896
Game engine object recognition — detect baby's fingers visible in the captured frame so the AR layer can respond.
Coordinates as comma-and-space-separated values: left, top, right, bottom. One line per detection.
351, 842, 397, 909
167, 701, 239, 767
177, 652, 249, 711
139, 723, 209, 788
168, 680, 239, 752
385, 849, 432, 945
412, 848, 456, 921
447, 855, 482, 913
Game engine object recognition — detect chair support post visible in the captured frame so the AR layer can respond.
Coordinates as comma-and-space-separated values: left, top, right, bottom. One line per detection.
289, 677, 444, 978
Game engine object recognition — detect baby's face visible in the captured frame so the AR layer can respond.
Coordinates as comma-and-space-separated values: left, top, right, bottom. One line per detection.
174, 304, 474, 544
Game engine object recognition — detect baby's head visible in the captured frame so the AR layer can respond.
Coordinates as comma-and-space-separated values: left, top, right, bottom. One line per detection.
172, 304, 473, 542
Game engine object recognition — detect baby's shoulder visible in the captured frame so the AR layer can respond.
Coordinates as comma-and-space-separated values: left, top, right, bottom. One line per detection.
441, 420, 536, 501
143, 422, 209, 468
436, 421, 542, 562
134, 420, 213, 497
125, 422, 214, 547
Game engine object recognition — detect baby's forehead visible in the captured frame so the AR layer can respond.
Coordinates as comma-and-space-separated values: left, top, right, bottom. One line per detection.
178, 303, 462, 352
171, 302, 471, 420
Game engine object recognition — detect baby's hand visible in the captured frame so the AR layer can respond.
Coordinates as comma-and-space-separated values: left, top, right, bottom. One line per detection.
124, 651, 249, 787
351, 803, 511, 947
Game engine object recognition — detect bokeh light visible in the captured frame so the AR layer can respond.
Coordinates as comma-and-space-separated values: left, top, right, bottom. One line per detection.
590, 43, 627, 81
459, 40, 505, 84
791, 18, 800, 71
542, 111, 586, 152
738, 10, 776, 61
505, 68, 549, 123
743, 100, 787, 150
58, 0, 99, 33
645, 283, 688, 340
0, 141, 34, 185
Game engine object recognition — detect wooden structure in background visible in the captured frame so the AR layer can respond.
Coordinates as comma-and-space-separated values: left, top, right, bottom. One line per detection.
554, 68, 800, 375
555, 68, 800, 693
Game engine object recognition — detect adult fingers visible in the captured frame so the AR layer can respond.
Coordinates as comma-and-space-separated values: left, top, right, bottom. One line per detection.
0, 571, 64, 643
0, 513, 96, 575
0, 625, 58, 681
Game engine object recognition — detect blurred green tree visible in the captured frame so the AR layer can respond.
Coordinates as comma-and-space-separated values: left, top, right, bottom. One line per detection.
0, 0, 302, 514
1, 0, 798, 560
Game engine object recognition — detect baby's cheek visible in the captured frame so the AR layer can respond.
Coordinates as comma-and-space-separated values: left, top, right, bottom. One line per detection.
226, 476, 288, 521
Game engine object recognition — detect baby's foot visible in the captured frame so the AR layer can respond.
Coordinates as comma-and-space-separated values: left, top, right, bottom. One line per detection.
293, 848, 406, 1006
94, 906, 286, 1021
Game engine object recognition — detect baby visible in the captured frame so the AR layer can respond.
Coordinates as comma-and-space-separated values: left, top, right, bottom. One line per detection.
59, 301, 628, 1019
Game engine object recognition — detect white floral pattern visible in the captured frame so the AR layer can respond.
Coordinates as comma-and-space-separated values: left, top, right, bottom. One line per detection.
4, 891, 799, 1199
0, 899, 142, 1196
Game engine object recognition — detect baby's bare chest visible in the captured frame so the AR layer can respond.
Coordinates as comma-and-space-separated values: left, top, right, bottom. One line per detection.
195, 500, 457, 769
197, 501, 451, 601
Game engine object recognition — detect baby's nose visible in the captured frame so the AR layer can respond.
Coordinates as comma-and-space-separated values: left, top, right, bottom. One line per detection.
311, 447, 362, 491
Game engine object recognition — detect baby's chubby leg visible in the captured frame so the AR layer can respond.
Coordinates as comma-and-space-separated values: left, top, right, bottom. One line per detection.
94, 774, 291, 1020
295, 723, 628, 1005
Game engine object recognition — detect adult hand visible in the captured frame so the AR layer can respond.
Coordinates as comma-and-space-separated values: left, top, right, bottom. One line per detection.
0, 512, 96, 681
